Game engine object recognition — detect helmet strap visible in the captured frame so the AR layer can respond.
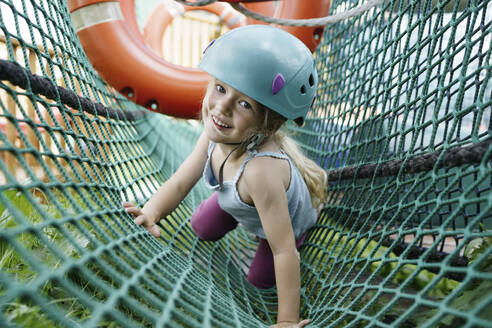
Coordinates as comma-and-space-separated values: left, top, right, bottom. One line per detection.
218, 144, 240, 191
218, 132, 265, 191
216, 107, 268, 190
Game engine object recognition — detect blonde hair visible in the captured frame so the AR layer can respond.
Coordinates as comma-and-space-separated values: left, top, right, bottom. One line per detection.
202, 80, 327, 208
274, 133, 327, 208
261, 110, 327, 209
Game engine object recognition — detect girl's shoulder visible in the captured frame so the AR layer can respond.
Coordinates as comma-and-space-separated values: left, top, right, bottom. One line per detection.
242, 152, 291, 190
247, 140, 289, 171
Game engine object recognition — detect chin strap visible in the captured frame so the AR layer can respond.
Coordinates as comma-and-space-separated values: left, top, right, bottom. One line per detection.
218, 133, 265, 191
218, 144, 241, 191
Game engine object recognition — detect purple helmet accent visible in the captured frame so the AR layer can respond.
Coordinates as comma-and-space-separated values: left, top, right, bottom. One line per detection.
272, 73, 285, 95
203, 39, 215, 54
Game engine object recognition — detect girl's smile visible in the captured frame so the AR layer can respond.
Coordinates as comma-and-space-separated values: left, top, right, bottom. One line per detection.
211, 115, 231, 130
203, 79, 263, 145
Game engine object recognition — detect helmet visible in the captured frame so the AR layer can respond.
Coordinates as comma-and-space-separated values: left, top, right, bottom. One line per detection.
199, 25, 317, 125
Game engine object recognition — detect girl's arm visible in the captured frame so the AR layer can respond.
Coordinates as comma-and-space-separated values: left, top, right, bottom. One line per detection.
124, 131, 209, 236
243, 157, 309, 327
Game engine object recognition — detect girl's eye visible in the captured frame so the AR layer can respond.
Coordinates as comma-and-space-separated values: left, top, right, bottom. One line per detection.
239, 100, 252, 110
216, 85, 226, 94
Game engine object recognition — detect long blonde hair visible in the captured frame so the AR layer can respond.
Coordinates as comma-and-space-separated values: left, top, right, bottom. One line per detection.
262, 110, 327, 209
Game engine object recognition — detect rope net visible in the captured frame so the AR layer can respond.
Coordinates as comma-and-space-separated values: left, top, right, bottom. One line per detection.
0, 0, 490, 327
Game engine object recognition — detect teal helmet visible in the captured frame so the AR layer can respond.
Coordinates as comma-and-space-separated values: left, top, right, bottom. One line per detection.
199, 25, 317, 125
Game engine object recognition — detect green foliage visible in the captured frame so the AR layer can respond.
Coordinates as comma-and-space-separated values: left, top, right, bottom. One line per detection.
4, 303, 65, 328
412, 225, 492, 326
0, 188, 91, 327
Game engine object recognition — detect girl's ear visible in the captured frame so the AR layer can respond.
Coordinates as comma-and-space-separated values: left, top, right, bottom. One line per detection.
267, 116, 287, 135
263, 108, 287, 134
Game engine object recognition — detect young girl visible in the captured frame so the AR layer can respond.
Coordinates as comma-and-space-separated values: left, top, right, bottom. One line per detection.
123, 25, 327, 328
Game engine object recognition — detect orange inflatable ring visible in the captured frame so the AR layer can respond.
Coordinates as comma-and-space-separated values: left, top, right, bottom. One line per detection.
144, 1, 245, 58
68, 0, 331, 119
239, 0, 332, 52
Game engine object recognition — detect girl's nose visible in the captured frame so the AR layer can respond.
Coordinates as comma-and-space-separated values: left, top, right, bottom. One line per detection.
216, 97, 233, 116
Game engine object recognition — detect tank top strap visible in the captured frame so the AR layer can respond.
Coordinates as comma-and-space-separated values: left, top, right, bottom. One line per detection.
248, 149, 291, 166
253, 150, 290, 161
207, 141, 216, 157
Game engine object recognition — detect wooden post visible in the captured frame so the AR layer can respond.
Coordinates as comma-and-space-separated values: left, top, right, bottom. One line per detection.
5, 45, 18, 173
26, 50, 40, 169
43, 59, 55, 174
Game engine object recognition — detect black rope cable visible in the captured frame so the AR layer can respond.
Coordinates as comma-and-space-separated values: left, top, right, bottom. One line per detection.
0, 58, 489, 180
328, 138, 491, 181
0, 59, 148, 121
381, 237, 468, 281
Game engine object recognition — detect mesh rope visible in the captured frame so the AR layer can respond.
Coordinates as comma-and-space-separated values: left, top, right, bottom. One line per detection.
0, 0, 491, 327
230, 0, 385, 27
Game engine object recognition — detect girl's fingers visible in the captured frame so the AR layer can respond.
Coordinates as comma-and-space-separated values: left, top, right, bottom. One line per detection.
298, 319, 310, 327
125, 206, 143, 216
150, 225, 161, 238
134, 215, 146, 226
134, 218, 160, 238
121, 201, 134, 208
122, 201, 159, 238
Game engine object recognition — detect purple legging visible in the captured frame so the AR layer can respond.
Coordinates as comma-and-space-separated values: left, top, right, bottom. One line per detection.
190, 192, 308, 289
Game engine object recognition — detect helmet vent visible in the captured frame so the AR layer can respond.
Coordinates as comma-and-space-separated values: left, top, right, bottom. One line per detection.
309, 74, 314, 87
300, 85, 306, 94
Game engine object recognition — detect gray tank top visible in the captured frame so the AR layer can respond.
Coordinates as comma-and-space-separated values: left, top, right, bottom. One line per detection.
202, 142, 317, 239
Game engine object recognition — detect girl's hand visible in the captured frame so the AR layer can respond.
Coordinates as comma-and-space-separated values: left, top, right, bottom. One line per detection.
270, 319, 310, 328
122, 201, 161, 237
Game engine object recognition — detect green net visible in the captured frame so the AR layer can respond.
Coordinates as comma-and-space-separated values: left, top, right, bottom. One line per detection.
0, 0, 491, 327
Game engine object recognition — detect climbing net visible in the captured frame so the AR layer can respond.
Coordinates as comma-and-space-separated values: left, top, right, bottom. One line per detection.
0, 0, 491, 327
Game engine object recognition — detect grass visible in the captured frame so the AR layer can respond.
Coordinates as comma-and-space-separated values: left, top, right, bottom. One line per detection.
299, 211, 492, 327
0, 183, 210, 328
1, 184, 490, 328
0, 187, 91, 327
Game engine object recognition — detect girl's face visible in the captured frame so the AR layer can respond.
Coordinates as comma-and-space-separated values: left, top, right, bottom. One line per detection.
202, 79, 263, 144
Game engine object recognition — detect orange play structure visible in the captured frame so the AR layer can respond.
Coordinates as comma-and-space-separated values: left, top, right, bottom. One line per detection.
144, 2, 245, 58
68, 0, 331, 119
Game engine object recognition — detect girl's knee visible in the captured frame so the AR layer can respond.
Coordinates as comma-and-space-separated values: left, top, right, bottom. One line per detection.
191, 214, 222, 241
247, 240, 276, 289
190, 194, 237, 241
247, 269, 275, 289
